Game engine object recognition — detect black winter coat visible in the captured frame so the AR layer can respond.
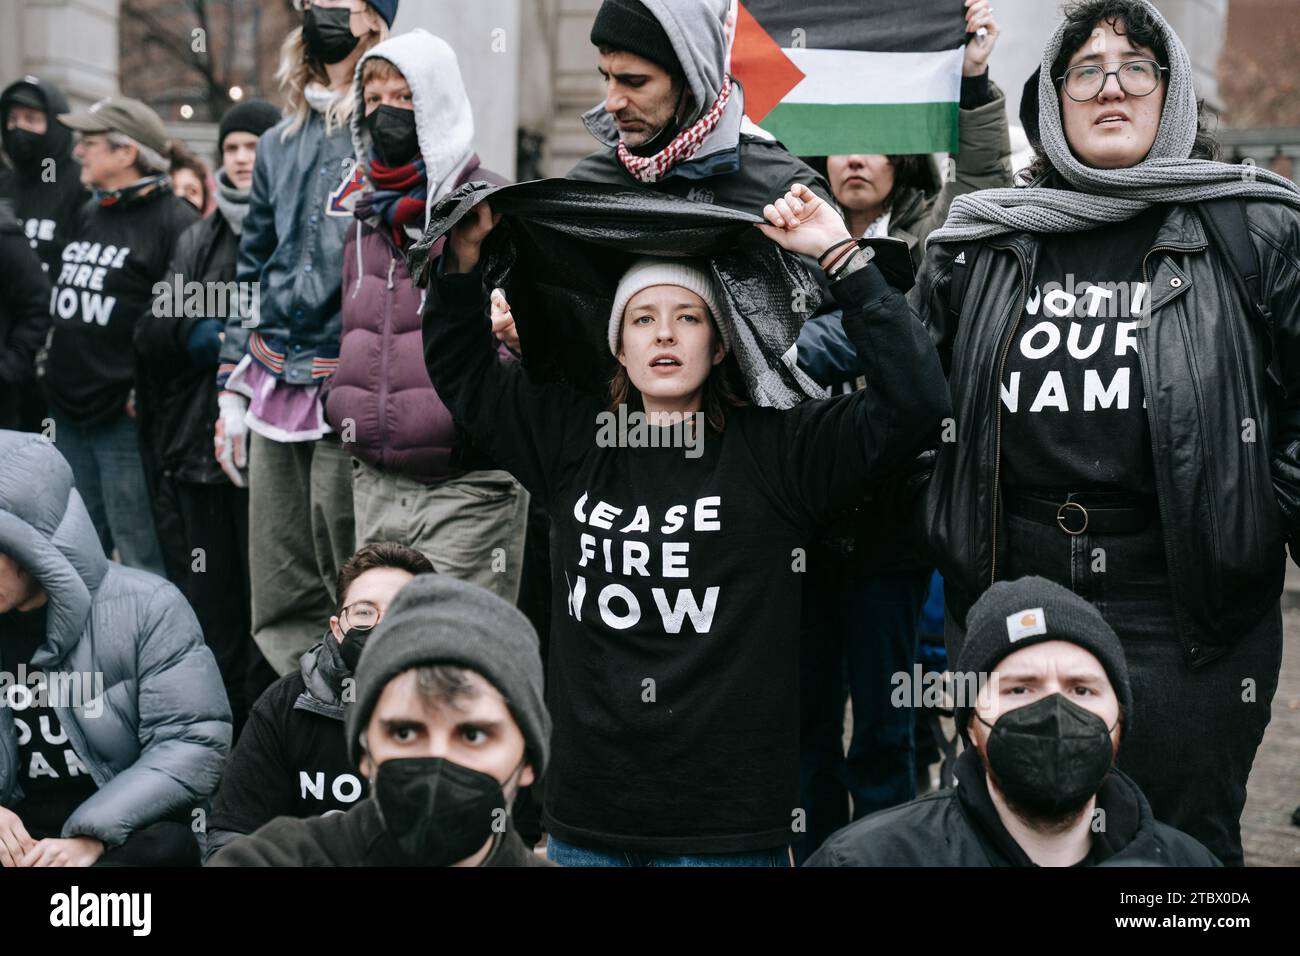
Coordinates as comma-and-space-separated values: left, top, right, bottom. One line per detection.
208, 796, 552, 867
135, 209, 238, 484
806, 748, 1220, 867
0, 205, 52, 429
0, 77, 90, 278
567, 131, 832, 214
915, 198, 1300, 663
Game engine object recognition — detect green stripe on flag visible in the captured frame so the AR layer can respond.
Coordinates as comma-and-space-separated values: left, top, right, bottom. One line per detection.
760, 102, 959, 156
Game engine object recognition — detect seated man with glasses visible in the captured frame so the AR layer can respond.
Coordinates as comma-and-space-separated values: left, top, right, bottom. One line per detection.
201, 542, 433, 862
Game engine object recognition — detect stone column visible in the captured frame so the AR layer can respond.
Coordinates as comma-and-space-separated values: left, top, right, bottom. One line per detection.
391, 0, 522, 180
1, 0, 120, 107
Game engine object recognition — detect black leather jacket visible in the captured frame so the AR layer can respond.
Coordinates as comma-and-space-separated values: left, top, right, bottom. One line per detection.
914, 198, 1300, 665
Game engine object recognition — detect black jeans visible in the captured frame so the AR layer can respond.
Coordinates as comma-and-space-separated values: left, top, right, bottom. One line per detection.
159, 479, 276, 741
6, 821, 201, 867
797, 556, 932, 863
946, 513, 1282, 866
94, 821, 200, 867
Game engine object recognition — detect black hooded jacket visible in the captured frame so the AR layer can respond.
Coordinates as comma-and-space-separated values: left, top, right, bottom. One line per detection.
0, 203, 53, 429
0, 77, 91, 277
805, 748, 1220, 867
134, 207, 239, 484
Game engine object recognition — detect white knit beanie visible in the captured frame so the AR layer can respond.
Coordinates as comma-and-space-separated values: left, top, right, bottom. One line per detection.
608, 256, 730, 356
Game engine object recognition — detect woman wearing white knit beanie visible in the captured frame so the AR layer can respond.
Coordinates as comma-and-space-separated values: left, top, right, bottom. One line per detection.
919, 0, 1300, 866
424, 181, 950, 867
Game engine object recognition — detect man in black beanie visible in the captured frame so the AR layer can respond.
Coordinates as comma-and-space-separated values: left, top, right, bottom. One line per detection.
210, 575, 553, 867
806, 576, 1219, 867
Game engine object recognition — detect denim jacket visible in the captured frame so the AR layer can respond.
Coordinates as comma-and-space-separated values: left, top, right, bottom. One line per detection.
218, 109, 357, 387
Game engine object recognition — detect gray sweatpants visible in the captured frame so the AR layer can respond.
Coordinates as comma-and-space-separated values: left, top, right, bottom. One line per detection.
351, 460, 529, 604
248, 432, 356, 675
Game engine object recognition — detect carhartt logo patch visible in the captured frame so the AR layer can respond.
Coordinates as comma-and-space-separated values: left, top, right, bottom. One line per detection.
1006, 607, 1046, 642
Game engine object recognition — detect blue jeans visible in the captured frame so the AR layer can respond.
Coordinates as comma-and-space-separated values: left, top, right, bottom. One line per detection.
797, 562, 931, 864
53, 411, 165, 575
546, 836, 790, 867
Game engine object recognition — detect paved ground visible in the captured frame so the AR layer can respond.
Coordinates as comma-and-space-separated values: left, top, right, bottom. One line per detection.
1240, 564, 1300, 867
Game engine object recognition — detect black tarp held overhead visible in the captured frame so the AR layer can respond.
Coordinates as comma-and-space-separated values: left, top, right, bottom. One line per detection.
409, 178, 828, 408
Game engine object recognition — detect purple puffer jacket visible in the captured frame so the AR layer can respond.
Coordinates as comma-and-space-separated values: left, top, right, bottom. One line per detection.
325, 162, 509, 483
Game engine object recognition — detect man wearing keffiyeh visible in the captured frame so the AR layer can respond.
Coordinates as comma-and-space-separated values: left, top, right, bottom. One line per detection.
569, 0, 832, 216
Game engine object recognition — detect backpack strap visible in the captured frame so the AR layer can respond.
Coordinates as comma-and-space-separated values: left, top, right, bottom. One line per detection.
1198, 198, 1285, 397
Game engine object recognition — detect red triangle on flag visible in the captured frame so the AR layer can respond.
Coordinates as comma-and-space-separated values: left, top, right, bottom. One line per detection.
730, 2, 806, 124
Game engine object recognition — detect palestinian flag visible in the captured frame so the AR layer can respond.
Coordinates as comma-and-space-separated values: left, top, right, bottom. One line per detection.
730, 0, 968, 156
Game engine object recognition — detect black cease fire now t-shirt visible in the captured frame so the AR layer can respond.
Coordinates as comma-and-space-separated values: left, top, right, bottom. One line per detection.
1002, 206, 1166, 495
2, 605, 98, 839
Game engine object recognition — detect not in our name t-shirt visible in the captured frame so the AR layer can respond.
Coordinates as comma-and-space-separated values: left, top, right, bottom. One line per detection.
1002, 206, 1167, 495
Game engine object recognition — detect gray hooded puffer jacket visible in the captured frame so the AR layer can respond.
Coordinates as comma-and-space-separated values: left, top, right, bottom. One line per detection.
0, 431, 231, 848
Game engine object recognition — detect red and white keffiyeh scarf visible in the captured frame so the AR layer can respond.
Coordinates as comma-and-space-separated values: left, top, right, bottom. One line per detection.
616, 75, 733, 184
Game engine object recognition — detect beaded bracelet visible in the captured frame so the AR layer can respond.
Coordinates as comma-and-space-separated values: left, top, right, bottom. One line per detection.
817, 236, 859, 268
828, 243, 877, 283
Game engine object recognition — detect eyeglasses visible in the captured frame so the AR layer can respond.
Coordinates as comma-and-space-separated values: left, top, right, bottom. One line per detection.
340, 600, 383, 632
74, 134, 119, 153
1057, 59, 1168, 102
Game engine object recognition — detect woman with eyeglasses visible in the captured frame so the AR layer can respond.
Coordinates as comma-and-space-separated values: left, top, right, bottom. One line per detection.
201, 542, 433, 863
915, 0, 1300, 866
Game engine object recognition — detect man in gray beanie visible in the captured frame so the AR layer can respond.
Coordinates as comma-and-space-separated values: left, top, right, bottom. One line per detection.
806, 576, 1218, 867
211, 574, 553, 867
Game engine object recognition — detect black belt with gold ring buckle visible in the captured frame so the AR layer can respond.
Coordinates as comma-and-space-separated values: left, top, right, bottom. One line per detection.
1056, 500, 1089, 535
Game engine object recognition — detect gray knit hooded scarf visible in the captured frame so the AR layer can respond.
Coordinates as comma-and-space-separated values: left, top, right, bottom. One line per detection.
928, 0, 1300, 246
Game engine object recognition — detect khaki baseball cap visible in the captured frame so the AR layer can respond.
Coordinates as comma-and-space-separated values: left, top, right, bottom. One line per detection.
59, 95, 169, 155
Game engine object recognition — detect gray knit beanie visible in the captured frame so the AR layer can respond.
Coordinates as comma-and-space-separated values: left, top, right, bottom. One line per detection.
345, 574, 551, 777
954, 576, 1132, 743
608, 256, 729, 356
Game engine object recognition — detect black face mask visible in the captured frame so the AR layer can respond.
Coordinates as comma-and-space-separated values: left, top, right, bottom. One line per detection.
3, 126, 47, 170
337, 626, 369, 672
374, 757, 513, 866
303, 6, 360, 65
365, 105, 420, 167
977, 693, 1116, 819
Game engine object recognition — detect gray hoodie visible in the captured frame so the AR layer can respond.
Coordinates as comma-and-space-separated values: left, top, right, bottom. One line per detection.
581, 0, 753, 176
570, 0, 831, 212
0, 430, 231, 848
